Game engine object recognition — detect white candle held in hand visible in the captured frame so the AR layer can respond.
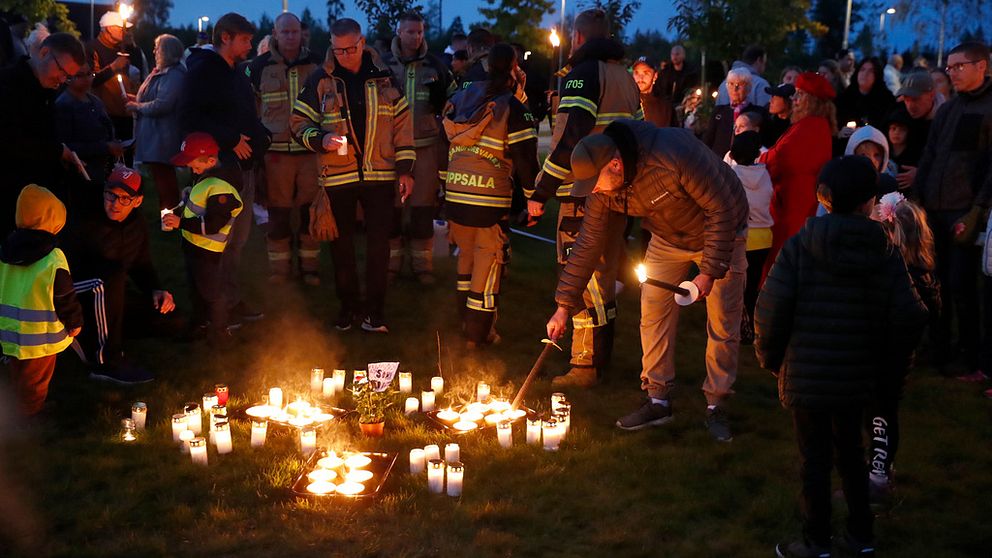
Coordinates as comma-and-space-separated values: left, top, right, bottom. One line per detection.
427, 459, 445, 494
446, 461, 464, 497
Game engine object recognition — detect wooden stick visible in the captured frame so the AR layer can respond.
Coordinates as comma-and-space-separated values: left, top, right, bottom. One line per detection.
510, 339, 562, 412
642, 277, 691, 296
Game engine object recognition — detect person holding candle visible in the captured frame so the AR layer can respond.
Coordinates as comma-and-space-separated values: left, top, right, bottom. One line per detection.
543, 118, 748, 441
85, 11, 135, 150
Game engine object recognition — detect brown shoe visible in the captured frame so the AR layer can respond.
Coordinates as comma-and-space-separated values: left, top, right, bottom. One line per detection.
552, 367, 598, 388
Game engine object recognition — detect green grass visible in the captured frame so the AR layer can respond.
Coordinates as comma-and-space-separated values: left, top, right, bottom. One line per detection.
3, 183, 991, 558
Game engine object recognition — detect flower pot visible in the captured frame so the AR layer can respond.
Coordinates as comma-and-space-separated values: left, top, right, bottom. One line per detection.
360, 421, 385, 437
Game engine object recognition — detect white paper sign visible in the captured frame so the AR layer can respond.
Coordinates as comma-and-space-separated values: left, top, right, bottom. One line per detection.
367, 362, 400, 392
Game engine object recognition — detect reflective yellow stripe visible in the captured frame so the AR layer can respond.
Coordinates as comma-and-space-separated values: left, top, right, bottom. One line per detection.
587, 276, 607, 325
261, 91, 289, 103
572, 314, 595, 328
415, 91, 430, 101
466, 296, 496, 313
298, 249, 321, 258
594, 112, 635, 127
559, 95, 598, 117
364, 83, 378, 171
301, 128, 322, 151
556, 183, 574, 197
405, 64, 417, 121
181, 178, 243, 253
288, 68, 300, 109
364, 170, 397, 182
393, 95, 410, 116
445, 191, 512, 208
507, 128, 537, 144
321, 115, 346, 125
396, 149, 416, 161
633, 107, 645, 121
293, 99, 320, 122
478, 135, 505, 151
319, 172, 361, 187
542, 159, 570, 180
456, 280, 471, 291
483, 258, 499, 308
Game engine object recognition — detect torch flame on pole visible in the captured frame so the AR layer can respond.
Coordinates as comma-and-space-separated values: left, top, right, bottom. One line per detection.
635, 263, 647, 284
549, 28, 561, 48
118, 2, 134, 21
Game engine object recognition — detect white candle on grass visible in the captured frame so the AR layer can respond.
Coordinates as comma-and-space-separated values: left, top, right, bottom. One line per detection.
404, 397, 419, 415
179, 429, 194, 453
497, 420, 512, 448
476, 381, 490, 402
526, 416, 542, 445
427, 459, 445, 494
171, 413, 188, 442
399, 372, 413, 393
310, 367, 325, 393
189, 437, 208, 465
131, 402, 147, 430
184, 402, 202, 435
268, 387, 283, 410
250, 419, 267, 448
213, 421, 233, 454
322, 377, 336, 398
333, 369, 346, 392
300, 426, 317, 456
409, 448, 426, 474
424, 444, 441, 462
543, 418, 561, 451
421, 390, 436, 413
430, 376, 444, 395
446, 462, 464, 497
551, 392, 567, 412
444, 443, 460, 463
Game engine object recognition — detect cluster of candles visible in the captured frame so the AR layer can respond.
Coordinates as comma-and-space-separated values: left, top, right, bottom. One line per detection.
162, 384, 237, 465
409, 443, 464, 497
244, 386, 337, 429
524, 392, 572, 451
400, 373, 443, 413
304, 451, 376, 496
406, 380, 528, 433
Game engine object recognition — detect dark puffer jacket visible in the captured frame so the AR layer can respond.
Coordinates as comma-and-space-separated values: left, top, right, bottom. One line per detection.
555, 119, 748, 312
754, 213, 928, 410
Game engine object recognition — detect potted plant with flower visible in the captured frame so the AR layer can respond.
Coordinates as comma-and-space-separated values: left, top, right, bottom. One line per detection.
352, 379, 394, 437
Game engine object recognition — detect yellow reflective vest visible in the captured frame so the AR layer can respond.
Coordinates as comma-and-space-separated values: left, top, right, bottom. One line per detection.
0, 248, 73, 359
181, 177, 243, 253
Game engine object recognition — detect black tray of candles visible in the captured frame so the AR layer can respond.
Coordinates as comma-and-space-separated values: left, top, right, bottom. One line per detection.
237, 400, 351, 431
425, 399, 534, 435
291, 449, 397, 499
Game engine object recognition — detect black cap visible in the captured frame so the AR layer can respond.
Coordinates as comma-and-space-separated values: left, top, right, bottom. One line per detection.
765, 83, 796, 99
818, 156, 879, 213
631, 55, 659, 71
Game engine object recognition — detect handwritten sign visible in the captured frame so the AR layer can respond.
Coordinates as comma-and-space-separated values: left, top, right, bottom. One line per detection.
367, 362, 399, 392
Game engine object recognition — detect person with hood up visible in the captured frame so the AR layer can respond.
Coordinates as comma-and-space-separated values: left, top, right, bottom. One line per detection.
0, 185, 83, 415
526, 8, 642, 388
756, 156, 927, 558
844, 124, 900, 195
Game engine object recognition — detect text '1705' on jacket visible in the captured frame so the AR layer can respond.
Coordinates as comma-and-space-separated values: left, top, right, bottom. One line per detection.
291, 48, 415, 189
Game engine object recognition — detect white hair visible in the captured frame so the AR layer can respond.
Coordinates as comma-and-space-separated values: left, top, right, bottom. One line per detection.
727, 67, 752, 85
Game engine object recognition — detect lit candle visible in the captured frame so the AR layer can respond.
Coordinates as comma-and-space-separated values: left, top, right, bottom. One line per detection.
209, 405, 226, 445
131, 402, 147, 430
452, 420, 478, 432
120, 418, 137, 442
404, 397, 419, 415
424, 444, 441, 462
846, 120, 857, 129
336, 481, 364, 496
250, 419, 267, 448
213, 420, 233, 454
490, 398, 511, 413
202, 393, 218, 420
421, 390, 436, 413
322, 377, 335, 398
184, 402, 202, 435
398, 372, 413, 393
436, 408, 459, 422
189, 437, 208, 465
310, 367, 325, 393
171, 413, 188, 442
497, 420, 512, 448
526, 416, 542, 445
444, 443, 460, 463
430, 376, 444, 395
179, 428, 194, 453
551, 392, 567, 412
344, 454, 372, 469
476, 381, 490, 402
446, 461, 464, 497
318, 453, 344, 469
116, 73, 126, 98
300, 426, 317, 456
268, 387, 283, 410
307, 481, 336, 495
460, 411, 484, 424
332, 369, 346, 392
555, 402, 572, 436
346, 469, 374, 483
308, 469, 337, 483
215, 383, 229, 406
543, 418, 561, 451
409, 448, 426, 474
427, 459, 445, 494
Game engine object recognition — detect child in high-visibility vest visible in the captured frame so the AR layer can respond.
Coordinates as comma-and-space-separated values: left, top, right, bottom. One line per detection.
163, 132, 242, 345
0, 185, 83, 415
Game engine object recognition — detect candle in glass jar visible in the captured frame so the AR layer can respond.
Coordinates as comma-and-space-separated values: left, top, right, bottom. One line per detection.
476, 381, 490, 402
543, 418, 561, 451
424, 444, 441, 462
213, 421, 233, 454
215, 383, 229, 406
131, 402, 147, 430
551, 392, 567, 412
179, 428, 194, 453
202, 393, 218, 420
555, 402, 572, 436
409, 448, 426, 474
497, 420, 512, 448
189, 437, 208, 465
184, 402, 202, 435
310, 367, 325, 393
526, 416, 542, 445
430, 376, 444, 395
332, 369, 346, 392
171, 413, 188, 442
300, 426, 317, 456
404, 397, 419, 415
250, 419, 267, 448
121, 418, 137, 442
446, 461, 464, 497
322, 377, 336, 398
268, 387, 283, 410
398, 372, 413, 393
421, 390, 435, 412
444, 443, 460, 463
427, 459, 445, 494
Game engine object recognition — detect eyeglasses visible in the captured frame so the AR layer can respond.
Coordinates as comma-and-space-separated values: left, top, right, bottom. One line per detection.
104, 191, 137, 206
51, 54, 74, 83
331, 38, 362, 56
727, 82, 748, 90
945, 60, 981, 73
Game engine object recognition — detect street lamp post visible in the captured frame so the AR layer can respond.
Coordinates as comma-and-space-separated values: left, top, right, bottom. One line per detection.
842, 0, 853, 49
198, 16, 209, 33
879, 7, 896, 54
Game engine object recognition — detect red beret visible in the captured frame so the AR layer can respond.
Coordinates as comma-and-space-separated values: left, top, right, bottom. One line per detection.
795, 71, 836, 100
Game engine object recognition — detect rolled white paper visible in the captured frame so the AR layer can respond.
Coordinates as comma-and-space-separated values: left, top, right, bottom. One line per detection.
674, 280, 700, 306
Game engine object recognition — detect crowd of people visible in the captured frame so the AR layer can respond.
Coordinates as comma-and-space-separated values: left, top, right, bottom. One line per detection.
1, 6, 991, 556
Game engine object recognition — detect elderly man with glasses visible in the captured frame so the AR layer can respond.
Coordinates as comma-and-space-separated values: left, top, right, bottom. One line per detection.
705, 67, 768, 158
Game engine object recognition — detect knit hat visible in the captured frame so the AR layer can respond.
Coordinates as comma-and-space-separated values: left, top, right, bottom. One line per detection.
15, 185, 66, 235
106, 165, 142, 196
817, 156, 878, 214
795, 71, 836, 100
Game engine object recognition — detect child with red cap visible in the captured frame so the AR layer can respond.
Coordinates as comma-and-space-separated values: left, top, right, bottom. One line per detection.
164, 132, 243, 345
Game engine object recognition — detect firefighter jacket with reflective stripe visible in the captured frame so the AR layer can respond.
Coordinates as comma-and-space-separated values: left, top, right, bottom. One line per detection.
181, 177, 243, 253
0, 248, 73, 359
291, 48, 415, 189
530, 38, 643, 203
443, 81, 539, 228
248, 44, 321, 153
382, 37, 454, 147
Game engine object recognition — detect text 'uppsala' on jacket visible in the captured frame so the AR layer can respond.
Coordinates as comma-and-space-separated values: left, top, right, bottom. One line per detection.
248, 42, 321, 153
529, 38, 643, 203
291, 48, 415, 189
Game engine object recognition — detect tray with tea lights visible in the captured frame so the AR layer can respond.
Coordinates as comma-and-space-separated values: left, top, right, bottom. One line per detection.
425, 398, 533, 435
239, 399, 350, 431
291, 449, 397, 499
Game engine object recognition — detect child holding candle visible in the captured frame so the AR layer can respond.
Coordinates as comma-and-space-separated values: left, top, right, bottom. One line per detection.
755, 156, 927, 558
163, 132, 242, 346
0, 186, 83, 415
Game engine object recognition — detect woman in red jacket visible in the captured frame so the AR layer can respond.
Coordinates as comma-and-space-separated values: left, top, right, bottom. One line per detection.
760, 72, 836, 280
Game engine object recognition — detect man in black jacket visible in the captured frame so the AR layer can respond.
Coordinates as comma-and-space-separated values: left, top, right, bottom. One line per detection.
0, 33, 85, 236
64, 167, 176, 384
177, 12, 270, 328
756, 156, 927, 558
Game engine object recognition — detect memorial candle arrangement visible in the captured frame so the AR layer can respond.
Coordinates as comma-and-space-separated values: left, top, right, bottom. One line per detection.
291, 449, 398, 498
429, 396, 528, 434
244, 390, 339, 430
310, 368, 325, 393
189, 437, 208, 465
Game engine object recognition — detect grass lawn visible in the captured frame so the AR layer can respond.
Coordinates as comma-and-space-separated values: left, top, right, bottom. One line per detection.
3, 184, 991, 558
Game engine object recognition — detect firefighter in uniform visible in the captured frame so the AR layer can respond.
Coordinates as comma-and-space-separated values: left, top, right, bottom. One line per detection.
442, 44, 538, 347
291, 18, 415, 333
526, 8, 643, 387
382, 11, 454, 284
247, 13, 323, 285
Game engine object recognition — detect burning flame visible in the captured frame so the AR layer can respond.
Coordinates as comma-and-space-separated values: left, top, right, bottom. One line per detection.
549, 29, 561, 48
118, 2, 134, 21
711, 91, 718, 99
635, 263, 647, 284
694, 88, 702, 96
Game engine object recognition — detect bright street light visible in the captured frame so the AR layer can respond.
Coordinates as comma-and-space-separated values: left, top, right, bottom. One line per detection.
198, 16, 209, 33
